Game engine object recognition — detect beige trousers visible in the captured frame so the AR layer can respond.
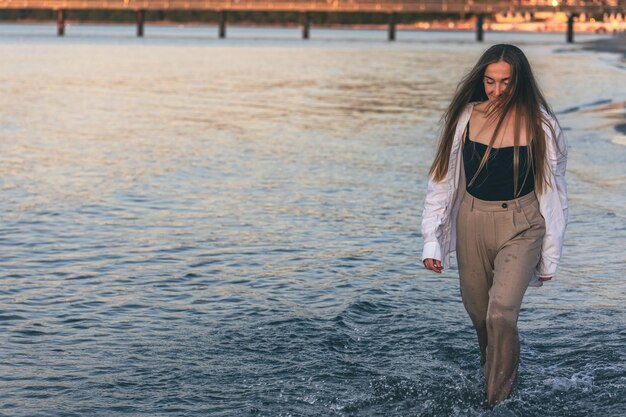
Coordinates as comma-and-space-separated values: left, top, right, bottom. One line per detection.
456, 190, 545, 405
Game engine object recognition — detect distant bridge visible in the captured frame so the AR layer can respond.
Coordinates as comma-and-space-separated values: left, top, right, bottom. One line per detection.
1, 1, 625, 41
1, 0, 625, 13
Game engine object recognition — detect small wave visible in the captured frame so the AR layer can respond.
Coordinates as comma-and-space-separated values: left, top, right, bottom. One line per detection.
612, 135, 626, 146
0, 314, 25, 321
557, 98, 613, 115
13, 329, 51, 336
544, 372, 594, 392
345, 299, 391, 315
615, 122, 626, 133
558, 106, 580, 115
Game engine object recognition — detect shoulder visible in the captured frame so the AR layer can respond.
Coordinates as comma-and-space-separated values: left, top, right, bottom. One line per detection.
458, 102, 478, 124
539, 106, 562, 136
539, 106, 567, 159
539, 106, 558, 125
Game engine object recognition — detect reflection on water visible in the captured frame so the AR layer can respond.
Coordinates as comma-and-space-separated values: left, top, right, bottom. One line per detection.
0, 25, 625, 416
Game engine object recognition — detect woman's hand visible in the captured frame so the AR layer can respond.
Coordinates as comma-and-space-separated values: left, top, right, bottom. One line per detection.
423, 258, 443, 274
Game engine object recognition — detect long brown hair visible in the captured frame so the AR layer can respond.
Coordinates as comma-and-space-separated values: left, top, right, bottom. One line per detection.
429, 44, 560, 195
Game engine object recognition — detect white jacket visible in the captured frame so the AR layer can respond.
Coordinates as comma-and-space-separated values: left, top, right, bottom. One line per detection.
421, 103, 568, 285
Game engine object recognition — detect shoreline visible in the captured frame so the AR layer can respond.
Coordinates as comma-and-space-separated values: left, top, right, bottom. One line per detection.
579, 34, 626, 139
581, 33, 626, 60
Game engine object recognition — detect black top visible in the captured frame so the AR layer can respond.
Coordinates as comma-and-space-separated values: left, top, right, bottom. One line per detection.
463, 122, 535, 201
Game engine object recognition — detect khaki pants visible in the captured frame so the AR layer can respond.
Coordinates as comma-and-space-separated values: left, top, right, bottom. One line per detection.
456, 190, 545, 405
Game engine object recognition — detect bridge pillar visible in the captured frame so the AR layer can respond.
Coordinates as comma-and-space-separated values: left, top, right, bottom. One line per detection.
219, 11, 227, 38
301, 12, 310, 40
476, 14, 484, 42
57, 10, 65, 37
136, 10, 145, 37
566, 14, 575, 43
388, 13, 396, 41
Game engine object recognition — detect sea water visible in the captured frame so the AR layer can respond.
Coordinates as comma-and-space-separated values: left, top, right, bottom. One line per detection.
0, 24, 625, 416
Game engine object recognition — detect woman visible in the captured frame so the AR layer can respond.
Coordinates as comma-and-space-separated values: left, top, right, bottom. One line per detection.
421, 44, 568, 405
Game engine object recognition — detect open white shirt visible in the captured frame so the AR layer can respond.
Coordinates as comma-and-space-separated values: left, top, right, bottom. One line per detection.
421, 103, 568, 286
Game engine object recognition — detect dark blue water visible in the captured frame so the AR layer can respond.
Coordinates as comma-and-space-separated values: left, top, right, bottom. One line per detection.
0, 25, 625, 416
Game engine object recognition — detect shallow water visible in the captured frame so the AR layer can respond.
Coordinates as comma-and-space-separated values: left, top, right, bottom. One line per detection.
0, 25, 625, 416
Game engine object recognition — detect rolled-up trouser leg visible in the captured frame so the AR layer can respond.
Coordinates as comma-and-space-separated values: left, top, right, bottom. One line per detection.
457, 191, 545, 405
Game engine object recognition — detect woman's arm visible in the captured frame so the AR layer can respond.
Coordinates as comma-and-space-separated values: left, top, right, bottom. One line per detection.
553, 122, 569, 223
536, 116, 568, 279
421, 176, 451, 271
423, 258, 443, 273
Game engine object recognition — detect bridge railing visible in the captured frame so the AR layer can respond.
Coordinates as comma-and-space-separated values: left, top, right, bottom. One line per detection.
0, 0, 622, 12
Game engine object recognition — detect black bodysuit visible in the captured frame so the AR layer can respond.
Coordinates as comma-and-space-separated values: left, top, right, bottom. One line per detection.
463, 122, 535, 201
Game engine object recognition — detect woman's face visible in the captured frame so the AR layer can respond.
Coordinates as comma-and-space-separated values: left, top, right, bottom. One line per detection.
483, 60, 512, 102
